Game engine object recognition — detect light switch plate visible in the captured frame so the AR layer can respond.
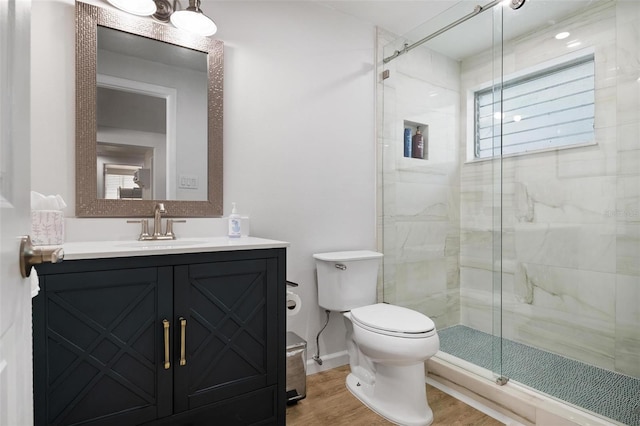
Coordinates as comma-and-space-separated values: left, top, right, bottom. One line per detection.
178, 174, 198, 189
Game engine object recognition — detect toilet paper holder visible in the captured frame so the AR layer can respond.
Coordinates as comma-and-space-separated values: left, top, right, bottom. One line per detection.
286, 281, 302, 316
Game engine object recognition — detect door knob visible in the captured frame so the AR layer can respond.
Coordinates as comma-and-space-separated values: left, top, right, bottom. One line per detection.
19, 235, 64, 278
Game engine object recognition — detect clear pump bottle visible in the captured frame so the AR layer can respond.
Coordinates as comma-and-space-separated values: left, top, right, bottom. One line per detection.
228, 202, 241, 238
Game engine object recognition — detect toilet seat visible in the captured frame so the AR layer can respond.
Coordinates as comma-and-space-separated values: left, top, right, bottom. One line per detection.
350, 303, 436, 339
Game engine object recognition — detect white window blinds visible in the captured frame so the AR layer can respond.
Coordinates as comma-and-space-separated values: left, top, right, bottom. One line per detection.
475, 55, 595, 159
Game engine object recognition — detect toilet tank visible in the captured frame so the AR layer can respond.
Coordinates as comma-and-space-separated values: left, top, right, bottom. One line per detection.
313, 250, 383, 312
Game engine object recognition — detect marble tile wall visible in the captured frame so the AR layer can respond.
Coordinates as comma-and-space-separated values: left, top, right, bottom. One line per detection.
377, 27, 461, 330
459, 1, 640, 377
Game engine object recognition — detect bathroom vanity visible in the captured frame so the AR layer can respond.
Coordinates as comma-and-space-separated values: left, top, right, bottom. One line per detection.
33, 238, 288, 425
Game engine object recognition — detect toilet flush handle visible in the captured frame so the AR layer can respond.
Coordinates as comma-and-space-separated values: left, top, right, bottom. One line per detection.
335, 264, 347, 270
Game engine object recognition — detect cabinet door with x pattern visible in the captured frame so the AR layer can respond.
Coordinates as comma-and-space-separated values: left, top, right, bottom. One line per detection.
172, 256, 279, 419
33, 266, 173, 426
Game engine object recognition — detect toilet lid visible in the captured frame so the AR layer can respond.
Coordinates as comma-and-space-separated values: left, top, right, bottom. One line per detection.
313, 251, 383, 262
350, 303, 436, 338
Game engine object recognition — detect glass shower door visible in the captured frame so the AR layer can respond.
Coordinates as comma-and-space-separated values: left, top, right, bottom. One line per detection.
494, 1, 640, 423
379, 1, 640, 423
378, 0, 505, 383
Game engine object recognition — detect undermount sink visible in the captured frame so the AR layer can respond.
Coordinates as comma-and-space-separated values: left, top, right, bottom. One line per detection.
116, 238, 210, 249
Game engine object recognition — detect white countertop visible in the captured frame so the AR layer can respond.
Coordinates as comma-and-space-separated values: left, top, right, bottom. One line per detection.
54, 236, 289, 261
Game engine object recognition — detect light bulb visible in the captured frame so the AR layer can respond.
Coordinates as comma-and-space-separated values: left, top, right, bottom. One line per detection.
106, 0, 156, 16
170, 10, 217, 36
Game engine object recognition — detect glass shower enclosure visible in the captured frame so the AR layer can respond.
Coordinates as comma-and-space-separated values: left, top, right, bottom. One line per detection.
379, 1, 640, 424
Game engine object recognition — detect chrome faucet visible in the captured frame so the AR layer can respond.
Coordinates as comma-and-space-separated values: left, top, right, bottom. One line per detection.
153, 203, 167, 238
127, 203, 186, 241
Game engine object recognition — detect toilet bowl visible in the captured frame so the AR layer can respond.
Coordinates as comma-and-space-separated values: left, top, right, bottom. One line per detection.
313, 251, 440, 426
344, 303, 439, 426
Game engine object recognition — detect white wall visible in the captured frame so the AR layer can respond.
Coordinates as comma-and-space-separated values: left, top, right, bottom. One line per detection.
31, 0, 76, 209
31, 0, 376, 367
213, 1, 377, 360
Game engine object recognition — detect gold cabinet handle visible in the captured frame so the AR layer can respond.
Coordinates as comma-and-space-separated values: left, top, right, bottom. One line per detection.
163, 319, 170, 370
179, 317, 187, 366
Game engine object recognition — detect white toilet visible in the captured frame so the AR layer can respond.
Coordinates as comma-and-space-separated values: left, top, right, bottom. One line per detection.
313, 250, 440, 426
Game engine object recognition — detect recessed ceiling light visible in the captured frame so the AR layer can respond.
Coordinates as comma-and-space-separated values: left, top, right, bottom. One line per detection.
555, 32, 570, 40
567, 41, 582, 48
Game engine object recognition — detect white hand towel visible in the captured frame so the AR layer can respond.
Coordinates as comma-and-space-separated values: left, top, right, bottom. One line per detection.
30, 267, 40, 298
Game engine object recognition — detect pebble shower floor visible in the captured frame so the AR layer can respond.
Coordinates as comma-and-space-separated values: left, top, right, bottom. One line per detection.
438, 325, 640, 425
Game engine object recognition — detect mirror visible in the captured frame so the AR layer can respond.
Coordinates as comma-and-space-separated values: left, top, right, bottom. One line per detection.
76, 1, 223, 217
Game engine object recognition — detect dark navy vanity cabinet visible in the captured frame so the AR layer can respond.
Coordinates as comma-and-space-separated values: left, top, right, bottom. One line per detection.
33, 248, 287, 425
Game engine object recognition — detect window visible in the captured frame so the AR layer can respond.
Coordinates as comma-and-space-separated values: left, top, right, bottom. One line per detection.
474, 55, 595, 159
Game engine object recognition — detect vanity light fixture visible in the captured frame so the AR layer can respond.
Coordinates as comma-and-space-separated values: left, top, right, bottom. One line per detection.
105, 0, 217, 37
170, 0, 217, 36
106, 0, 157, 16
152, 0, 217, 36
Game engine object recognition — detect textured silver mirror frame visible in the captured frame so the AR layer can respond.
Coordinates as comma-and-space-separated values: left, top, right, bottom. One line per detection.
76, 1, 223, 217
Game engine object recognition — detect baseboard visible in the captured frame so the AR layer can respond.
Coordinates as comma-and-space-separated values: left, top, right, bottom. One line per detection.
306, 350, 349, 375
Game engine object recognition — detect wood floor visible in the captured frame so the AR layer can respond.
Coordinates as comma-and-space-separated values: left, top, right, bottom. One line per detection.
286, 365, 504, 426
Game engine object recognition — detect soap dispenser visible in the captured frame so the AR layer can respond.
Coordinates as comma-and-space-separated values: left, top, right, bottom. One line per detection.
228, 202, 241, 238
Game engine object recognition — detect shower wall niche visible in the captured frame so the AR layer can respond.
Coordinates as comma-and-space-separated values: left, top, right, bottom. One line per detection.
403, 120, 429, 160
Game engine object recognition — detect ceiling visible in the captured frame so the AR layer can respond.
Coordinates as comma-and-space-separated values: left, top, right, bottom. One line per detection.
194, 0, 602, 60
316, 0, 600, 60
316, 0, 459, 37
196, 0, 601, 60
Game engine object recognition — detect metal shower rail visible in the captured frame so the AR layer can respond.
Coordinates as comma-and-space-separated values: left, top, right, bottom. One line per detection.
382, 0, 502, 64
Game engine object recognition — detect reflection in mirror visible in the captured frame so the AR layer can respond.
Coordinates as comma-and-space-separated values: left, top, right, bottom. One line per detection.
96, 26, 208, 201
97, 88, 165, 200
76, 1, 223, 217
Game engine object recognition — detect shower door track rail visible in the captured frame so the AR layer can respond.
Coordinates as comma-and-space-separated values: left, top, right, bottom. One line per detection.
383, 0, 501, 64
